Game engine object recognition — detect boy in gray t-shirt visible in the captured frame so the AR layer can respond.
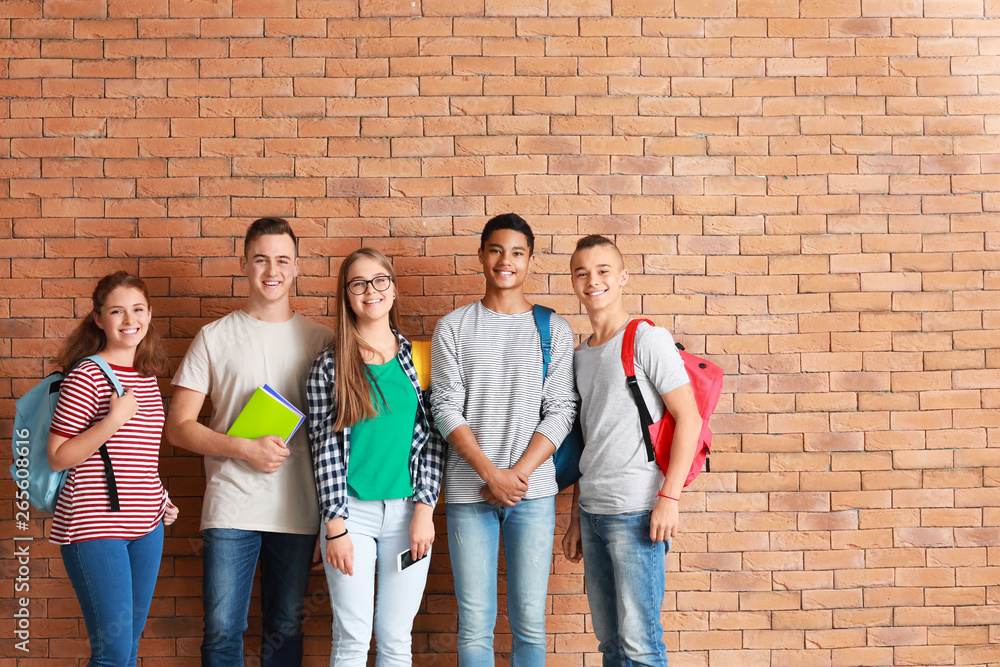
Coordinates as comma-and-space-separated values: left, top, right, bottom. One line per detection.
562, 235, 703, 667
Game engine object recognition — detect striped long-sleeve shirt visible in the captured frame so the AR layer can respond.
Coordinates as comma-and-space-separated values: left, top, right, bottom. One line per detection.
430, 301, 578, 504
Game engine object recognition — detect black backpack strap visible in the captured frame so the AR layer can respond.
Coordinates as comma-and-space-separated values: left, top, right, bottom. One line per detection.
97, 444, 120, 512
624, 374, 656, 463
621, 319, 657, 463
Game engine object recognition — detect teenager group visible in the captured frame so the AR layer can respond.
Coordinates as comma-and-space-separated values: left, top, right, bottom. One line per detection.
46, 214, 701, 667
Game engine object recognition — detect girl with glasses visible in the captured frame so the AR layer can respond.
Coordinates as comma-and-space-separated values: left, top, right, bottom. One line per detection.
306, 248, 446, 666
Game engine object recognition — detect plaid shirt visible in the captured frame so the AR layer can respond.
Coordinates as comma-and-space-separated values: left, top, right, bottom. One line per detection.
307, 332, 446, 523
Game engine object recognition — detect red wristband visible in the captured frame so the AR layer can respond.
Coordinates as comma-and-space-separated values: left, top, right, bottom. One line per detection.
657, 493, 679, 501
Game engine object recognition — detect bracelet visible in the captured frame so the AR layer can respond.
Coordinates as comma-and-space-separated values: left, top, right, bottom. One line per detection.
325, 529, 348, 541
657, 493, 679, 501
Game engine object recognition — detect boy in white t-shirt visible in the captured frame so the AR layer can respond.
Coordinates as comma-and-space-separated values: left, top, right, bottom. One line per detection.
562, 234, 702, 667
165, 218, 332, 667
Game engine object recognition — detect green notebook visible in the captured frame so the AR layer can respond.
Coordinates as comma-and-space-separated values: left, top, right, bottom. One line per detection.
226, 384, 305, 442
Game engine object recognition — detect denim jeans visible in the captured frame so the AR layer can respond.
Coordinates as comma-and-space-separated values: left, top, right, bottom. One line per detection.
60, 521, 164, 667
323, 498, 431, 667
201, 529, 315, 667
579, 508, 670, 667
446, 497, 555, 667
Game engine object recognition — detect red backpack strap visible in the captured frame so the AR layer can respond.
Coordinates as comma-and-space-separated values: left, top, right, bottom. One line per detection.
621, 319, 657, 463
621, 318, 655, 376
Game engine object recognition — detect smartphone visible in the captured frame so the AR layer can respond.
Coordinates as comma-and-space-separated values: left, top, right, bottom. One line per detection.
397, 548, 429, 572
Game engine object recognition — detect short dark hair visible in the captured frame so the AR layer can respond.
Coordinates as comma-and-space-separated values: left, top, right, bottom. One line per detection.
245, 217, 297, 256
574, 234, 616, 253
480, 213, 534, 255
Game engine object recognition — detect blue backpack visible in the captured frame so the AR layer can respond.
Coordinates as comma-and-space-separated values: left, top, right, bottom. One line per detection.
10, 355, 125, 514
532, 305, 584, 491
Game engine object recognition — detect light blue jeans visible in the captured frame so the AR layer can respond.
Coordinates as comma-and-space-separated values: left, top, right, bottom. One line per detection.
579, 508, 670, 667
60, 521, 164, 667
323, 498, 431, 667
446, 497, 555, 667
201, 529, 315, 667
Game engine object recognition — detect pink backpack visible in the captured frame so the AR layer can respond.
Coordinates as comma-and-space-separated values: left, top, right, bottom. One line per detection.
622, 319, 724, 487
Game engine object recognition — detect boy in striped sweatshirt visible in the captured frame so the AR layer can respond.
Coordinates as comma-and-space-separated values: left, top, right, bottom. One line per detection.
430, 213, 577, 666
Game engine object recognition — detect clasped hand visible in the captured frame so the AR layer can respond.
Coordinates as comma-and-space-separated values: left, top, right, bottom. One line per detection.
480, 468, 529, 506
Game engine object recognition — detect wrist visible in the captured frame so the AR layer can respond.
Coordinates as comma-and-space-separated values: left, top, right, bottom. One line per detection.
656, 492, 680, 502
103, 412, 126, 429
480, 463, 501, 486
326, 518, 346, 536
412, 502, 434, 518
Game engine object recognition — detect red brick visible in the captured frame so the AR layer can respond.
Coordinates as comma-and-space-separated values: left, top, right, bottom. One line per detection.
1, 4, 1000, 663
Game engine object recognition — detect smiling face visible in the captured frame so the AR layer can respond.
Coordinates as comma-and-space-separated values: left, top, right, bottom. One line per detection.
344, 255, 396, 325
94, 286, 152, 354
478, 228, 533, 293
571, 244, 628, 314
240, 232, 299, 307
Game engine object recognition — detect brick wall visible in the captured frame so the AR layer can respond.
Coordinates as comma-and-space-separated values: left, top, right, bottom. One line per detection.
2, 0, 1000, 664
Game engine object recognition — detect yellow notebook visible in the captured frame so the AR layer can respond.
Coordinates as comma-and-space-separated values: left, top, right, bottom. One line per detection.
226, 384, 305, 442
410, 340, 431, 391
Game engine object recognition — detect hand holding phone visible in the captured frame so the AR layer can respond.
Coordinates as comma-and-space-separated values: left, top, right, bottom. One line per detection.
397, 548, 429, 572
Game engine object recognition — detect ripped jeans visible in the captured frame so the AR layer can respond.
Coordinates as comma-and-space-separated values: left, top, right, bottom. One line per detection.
446, 497, 556, 667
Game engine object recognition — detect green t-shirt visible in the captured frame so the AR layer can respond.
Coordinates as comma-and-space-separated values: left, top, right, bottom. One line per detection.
347, 357, 417, 501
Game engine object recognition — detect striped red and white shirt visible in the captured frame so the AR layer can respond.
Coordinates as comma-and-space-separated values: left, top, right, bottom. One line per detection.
48, 360, 166, 545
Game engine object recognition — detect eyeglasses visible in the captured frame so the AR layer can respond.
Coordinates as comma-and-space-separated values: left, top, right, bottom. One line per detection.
346, 275, 393, 295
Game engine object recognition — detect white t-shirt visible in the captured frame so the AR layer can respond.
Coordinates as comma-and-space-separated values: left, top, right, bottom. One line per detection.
172, 309, 333, 534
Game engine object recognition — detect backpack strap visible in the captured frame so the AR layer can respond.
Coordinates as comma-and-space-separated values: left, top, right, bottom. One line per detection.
532, 304, 554, 380
76, 355, 125, 513
622, 319, 657, 463
82, 355, 126, 397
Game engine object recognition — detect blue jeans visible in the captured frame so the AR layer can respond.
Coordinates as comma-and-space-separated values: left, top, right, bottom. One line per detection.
60, 522, 164, 667
446, 497, 555, 667
323, 498, 431, 667
201, 529, 315, 667
579, 508, 669, 667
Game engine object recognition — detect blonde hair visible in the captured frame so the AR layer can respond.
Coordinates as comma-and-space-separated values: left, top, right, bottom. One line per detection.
331, 248, 401, 431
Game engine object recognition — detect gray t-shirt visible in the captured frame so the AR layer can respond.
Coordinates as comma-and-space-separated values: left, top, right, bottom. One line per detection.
574, 322, 689, 514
